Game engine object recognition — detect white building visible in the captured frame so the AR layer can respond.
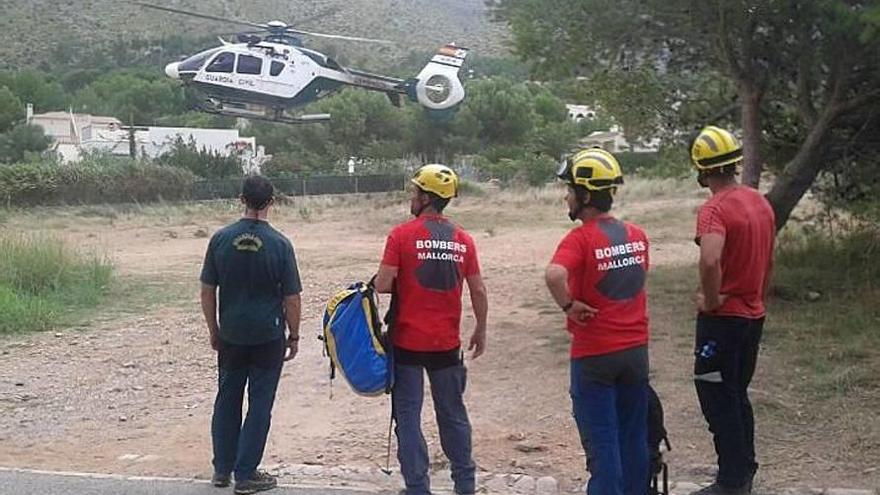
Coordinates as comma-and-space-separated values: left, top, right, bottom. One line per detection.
578, 126, 660, 154
27, 108, 123, 164
28, 108, 267, 172
565, 104, 597, 123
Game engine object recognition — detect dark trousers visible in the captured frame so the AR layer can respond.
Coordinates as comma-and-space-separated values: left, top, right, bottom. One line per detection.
211, 338, 284, 481
694, 315, 764, 488
392, 362, 475, 495
570, 353, 649, 495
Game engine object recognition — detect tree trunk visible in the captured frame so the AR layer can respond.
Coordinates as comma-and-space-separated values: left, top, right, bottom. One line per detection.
738, 81, 763, 188
765, 110, 836, 231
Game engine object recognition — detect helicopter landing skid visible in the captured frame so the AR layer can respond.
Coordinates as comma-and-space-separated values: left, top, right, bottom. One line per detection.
199, 99, 331, 125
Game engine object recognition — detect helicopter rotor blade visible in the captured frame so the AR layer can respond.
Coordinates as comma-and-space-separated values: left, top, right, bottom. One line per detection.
133, 1, 266, 30
286, 29, 394, 44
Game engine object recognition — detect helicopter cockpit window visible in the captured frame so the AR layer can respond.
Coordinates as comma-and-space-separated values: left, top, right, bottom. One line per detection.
270, 61, 285, 77
206, 52, 235, 73
237, 55, 263, 75
179, 48, 221, 72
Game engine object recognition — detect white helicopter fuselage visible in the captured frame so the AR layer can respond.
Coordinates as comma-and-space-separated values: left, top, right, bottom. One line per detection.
165, 41, 468, 114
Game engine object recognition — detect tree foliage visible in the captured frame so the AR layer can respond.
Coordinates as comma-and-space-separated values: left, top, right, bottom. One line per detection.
0, 125, 52, 164
491, 0, 880, 229
0, 87, 23, 134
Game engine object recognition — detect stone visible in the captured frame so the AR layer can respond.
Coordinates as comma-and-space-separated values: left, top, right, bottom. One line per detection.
671, 481, 703, 495
302, 465, 323, 476
485, 475, 511, 493
824, 490, 875, 495
806, 291, 822, 302
513, 475, 537, 494
536, 476, 559, 495
515, 443, 547, 453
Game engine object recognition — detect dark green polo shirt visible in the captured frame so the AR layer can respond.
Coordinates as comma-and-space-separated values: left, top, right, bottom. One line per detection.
200, 219, 302, 345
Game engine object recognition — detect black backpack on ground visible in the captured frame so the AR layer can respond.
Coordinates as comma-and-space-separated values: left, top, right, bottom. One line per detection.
581, 384, 671, 495
648, 385, 671, 495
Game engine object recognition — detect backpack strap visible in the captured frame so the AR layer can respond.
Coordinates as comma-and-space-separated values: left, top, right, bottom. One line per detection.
382, 280, 399, 395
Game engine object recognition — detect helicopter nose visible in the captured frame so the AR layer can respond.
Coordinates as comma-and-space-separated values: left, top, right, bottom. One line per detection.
165, 62, 180, 79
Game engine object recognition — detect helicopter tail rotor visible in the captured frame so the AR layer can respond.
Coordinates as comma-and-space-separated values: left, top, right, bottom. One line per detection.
410, 44, 469, 111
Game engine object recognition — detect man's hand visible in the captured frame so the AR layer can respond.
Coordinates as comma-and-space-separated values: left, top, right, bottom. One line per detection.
284, 336, 299, 362
566, 300, 598, 323
696, 292, 728, 313
468, 326, 487, 359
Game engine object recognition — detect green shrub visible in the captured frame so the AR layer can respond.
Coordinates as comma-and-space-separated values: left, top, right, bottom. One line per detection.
0, 234, 112, 334
0, 157, 197, 206
457, 180, 486, 197
629, 148, 692, 179
473, 153, 558, 187
775, 227, 879, 294
0, 286, 53, 334
156, 136, 242, 179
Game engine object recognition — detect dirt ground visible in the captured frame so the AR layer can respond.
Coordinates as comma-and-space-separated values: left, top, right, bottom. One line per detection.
0, 181, 876, 492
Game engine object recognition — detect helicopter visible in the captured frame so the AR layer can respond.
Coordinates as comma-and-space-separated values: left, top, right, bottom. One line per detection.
136, 2, 469, 124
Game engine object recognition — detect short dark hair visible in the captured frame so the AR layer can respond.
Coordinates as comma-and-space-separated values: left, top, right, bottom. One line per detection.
574, 186, 613, 213
698, 163, 738, 182
241, 174, 274, 210
418, 189, 450, 213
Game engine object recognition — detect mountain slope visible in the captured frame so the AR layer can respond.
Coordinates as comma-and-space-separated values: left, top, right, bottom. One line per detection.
0, 0, 509, 71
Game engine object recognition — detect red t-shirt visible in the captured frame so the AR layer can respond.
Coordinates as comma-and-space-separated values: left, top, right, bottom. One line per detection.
695, 185, 776, 318
551, 215, 650, 358
381, 214, 480, 352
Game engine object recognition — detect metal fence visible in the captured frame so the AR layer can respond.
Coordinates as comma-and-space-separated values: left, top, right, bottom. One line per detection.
192, 174, 406, 200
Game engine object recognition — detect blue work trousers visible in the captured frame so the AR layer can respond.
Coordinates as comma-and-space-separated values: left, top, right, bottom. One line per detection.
571, 358, 649, 495
393, 362, 476, 495
211, 338, 284, 482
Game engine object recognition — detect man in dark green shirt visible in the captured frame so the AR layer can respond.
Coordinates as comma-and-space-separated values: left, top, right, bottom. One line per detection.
200, 175, 302, 495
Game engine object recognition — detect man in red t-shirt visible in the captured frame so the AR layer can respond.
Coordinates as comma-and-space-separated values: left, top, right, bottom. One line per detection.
374, 164, 488, 495
689, 126, 775, 495
545, 148, 650, 495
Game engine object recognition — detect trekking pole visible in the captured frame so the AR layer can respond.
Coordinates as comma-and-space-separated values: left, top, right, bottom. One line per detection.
381, 400, 394, 475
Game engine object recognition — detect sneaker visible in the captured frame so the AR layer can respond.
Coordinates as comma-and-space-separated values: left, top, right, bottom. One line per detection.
234, 470, 278, 494
211, 472, 231, 488
690, 482, 751, 495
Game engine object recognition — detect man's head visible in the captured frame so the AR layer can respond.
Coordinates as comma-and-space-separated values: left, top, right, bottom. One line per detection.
557, 148, 624, 221
409, 164, 459, 217
690, 125, 742, 189
241, 174, 274, 212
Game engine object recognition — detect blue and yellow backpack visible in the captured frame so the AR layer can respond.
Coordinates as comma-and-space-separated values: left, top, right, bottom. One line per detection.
321, 280, 395, 396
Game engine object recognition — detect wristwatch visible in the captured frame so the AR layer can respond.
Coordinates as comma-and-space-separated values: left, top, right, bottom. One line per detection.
288, 334, 301, 341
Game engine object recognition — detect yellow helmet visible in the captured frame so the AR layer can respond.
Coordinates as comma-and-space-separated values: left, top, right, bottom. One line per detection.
691, 126, 743, 170
411, 164, 459, 199
557, 148, 624, 192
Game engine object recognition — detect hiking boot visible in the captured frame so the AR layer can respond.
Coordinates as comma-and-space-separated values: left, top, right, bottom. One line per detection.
234, 470, 277, 494
211, 472, 231, 488
690, 482, 751, 495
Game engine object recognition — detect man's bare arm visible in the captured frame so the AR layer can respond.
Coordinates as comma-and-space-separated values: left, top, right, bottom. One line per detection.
200, 283, 219, 350
284, 294, 302, 361
698, 233, 725, 311
466, 274, 488, 359
374, 264, 399, 294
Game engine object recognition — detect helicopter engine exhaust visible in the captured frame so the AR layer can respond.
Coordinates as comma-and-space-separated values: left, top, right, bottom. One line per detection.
411, 44, 468, 111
